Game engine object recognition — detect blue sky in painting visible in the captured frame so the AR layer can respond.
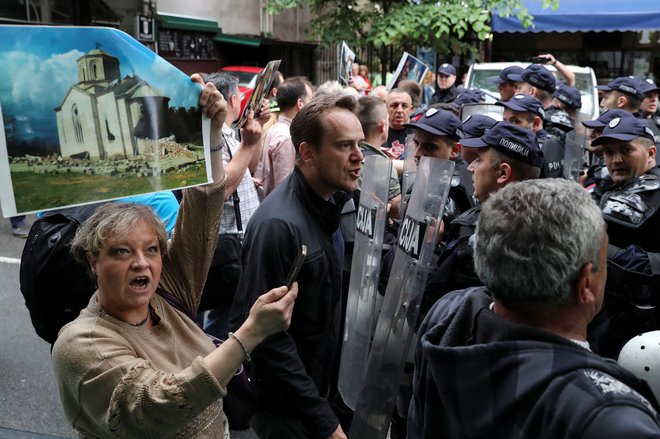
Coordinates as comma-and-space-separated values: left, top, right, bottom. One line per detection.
0, 25, 201, 142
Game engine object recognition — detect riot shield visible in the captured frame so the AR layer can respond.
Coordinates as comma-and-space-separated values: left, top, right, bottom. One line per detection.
349, 157, 455, 439
400, 135, 417, 216
459, 103, 504, 122
563, 113, 589, 181
338, 155, 393, 410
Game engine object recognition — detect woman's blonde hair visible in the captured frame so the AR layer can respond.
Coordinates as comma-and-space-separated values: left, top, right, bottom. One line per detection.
70, 202, 168, 269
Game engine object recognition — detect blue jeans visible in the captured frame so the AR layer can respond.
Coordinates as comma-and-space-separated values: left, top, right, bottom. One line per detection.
10, 215, 25, 228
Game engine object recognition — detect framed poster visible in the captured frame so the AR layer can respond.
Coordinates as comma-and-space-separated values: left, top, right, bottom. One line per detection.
0, 25, 211, 217
233, 59, 281, 129
387, 52, 430, 91
338, 41, 356, 86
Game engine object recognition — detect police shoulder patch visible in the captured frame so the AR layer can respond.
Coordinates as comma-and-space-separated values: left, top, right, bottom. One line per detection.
582, 369, 656, 414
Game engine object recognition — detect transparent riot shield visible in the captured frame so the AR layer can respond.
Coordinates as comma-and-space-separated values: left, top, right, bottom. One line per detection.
400, 135, 417, 216
338, 155, 392, 410
563, 113, 589, 181
459, 103, 504, 122
349, 157, 455, 439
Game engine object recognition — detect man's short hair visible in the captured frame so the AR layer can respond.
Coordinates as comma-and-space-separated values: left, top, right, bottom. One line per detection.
357, 95, 387, 138
388, 88, 413, 101
205, 72, 239, 102
474, 179, 605, 310
607, 91, 642, 111
397, 80, 423, 108
534, 87, 554, 104
268, 70, 284, 96
290, 94, 358, 157
489, 148, 542, 180
276, 78, 309, 111
315, 80, 349, 99
620, 92, 642, 111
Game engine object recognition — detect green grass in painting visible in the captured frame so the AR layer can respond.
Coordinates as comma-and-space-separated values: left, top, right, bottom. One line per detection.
11, 168, 207, 212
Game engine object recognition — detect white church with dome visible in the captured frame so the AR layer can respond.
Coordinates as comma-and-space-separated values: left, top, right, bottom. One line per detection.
55, 46, 170, 160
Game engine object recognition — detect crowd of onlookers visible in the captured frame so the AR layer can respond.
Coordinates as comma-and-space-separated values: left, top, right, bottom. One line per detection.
17, 53, 660, 438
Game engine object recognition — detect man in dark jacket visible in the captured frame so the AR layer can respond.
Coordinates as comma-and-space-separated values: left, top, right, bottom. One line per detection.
588, 116, 660, 359
430, 63, 459, 105
230, 94, 363, 439
409, 178, 660, 439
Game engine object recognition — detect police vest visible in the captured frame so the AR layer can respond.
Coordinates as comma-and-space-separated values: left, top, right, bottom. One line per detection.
600, 173, 660, 229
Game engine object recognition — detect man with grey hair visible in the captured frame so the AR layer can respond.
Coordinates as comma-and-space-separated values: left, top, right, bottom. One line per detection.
409, 179, 660, 439
383, 88, 413, 159
202, 72, 264, 338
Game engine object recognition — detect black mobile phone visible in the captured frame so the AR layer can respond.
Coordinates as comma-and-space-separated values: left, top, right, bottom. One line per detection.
531, 56, 550, 64
284, 245, 307, 289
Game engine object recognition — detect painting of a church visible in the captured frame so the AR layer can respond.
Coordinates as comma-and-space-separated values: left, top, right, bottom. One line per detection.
55, 46, 170, 160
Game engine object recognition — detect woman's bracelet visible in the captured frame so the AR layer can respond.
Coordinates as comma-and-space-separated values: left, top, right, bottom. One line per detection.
228, 331, 251, 362
210, 138, 225, 152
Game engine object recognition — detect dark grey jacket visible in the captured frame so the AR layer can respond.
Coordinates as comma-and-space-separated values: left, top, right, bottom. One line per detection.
408, 287, 660, 439
230, 168, 346, 438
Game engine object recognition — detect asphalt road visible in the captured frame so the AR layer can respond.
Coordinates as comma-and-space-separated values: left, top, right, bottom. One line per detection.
0, 217, 74, 438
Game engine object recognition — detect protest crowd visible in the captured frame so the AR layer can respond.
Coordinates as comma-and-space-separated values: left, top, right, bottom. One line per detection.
16, 49, 660, 438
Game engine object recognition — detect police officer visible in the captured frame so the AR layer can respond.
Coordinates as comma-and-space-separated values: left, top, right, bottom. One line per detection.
492, 65, 525, 101
581, 109, 635, 190
591, 116, 660, 251
451, 88, 486, 109
641, 79, 660, 146
379, 108, 474, 314
597, 76, 645, 113
552, 83, 582, 122
430, 63, 459, 105
497, 94, 564, 178
588, 116, 660, 359
460, 114, 497, 165
511, 63, 556, 110
422, 121, 543, 317
403, 108, 475, 224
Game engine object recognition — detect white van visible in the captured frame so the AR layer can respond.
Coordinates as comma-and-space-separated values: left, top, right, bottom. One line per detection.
464, 62, 599, 120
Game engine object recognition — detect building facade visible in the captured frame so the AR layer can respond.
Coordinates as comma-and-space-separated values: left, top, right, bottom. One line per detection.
0, 0, 317, 80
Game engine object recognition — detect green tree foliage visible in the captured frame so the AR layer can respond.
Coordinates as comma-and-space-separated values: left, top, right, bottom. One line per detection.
268, 0, 557, 56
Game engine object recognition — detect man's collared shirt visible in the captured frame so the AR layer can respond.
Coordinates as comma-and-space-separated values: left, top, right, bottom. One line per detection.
256, 114, 295, 199
221, 124, 260, 234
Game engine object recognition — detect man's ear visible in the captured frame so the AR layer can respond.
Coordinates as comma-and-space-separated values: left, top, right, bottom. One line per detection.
532, 116, 543, 131
450, 142, 461, 160
618, 95, 628, 109
298, 141, 315, 164
648, 144, 657, 161
378, 119, 387, 134
575, 261, 596, 305
230, 93, 239, 109
497, 162, 513, 185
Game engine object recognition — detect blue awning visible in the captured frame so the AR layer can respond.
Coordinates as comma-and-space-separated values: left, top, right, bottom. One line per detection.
491, 1, 660, 33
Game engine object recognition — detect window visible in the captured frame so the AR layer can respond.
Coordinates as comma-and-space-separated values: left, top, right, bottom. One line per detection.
71, 104, 83, 143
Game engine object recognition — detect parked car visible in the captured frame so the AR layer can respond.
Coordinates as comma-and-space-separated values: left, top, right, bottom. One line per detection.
218, 66, 264, 115
464, 62, 599, 121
